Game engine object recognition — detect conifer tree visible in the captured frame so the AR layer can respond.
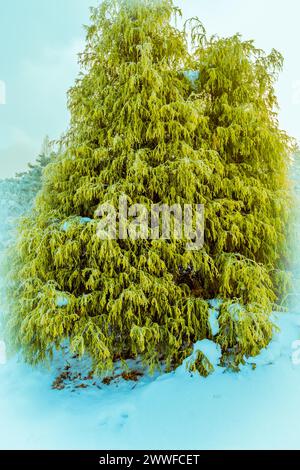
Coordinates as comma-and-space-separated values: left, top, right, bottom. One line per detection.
5, 0, 293, 374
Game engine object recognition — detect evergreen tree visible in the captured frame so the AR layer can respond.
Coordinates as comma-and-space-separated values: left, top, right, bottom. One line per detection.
5, 0, 293, 374
15, 136, 55, 208
0, 136, 55, 252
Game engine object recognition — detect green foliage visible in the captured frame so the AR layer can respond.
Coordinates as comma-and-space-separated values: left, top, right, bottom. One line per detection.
187, 350, 214, 377
5, 0, 294, 374
15, 136, 55, 206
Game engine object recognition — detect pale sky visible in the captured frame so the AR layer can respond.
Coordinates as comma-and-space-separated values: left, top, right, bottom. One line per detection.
0, 0, 299, 178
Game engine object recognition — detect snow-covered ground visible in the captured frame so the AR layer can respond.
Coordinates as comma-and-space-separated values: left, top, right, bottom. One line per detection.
0, 167, 300, 450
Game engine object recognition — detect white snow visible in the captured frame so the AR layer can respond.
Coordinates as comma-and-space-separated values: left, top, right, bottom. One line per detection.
56, 295, 69, 308
0, 341, 6, 365
208, 308, 220, 336
0, 312, 300, 450
183, 70, 200, 85
61, 216, 92, 232
0, 165, 300, 450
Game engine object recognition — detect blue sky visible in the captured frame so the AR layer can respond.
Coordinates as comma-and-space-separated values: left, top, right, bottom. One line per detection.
0, 0, 95, 177
0, 0, 299, 178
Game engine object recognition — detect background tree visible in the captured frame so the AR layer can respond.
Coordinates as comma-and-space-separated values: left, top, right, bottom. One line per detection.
0, 136, 55, 252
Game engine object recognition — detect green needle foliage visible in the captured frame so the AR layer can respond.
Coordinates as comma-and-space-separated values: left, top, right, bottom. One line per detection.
5, 0, 294, 374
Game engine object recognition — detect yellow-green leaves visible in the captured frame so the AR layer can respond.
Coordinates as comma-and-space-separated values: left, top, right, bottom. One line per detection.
5, 0, 293, 374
